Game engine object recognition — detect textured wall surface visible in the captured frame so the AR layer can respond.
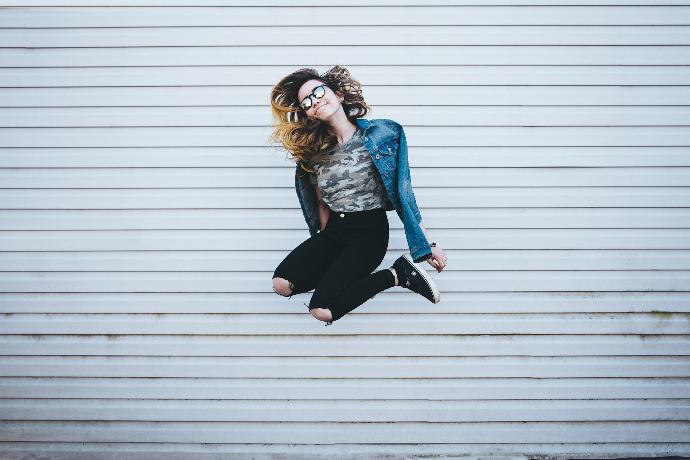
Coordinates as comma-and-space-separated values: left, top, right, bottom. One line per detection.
0, 1, 689, 458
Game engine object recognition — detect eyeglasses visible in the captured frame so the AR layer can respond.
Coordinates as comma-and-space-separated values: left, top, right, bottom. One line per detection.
299, 84, 327, 110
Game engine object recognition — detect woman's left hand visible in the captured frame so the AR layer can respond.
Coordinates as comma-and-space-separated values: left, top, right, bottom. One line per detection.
426, 244, 447, 273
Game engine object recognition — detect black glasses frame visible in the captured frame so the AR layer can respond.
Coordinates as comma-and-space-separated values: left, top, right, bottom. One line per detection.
299, 84, 327, 110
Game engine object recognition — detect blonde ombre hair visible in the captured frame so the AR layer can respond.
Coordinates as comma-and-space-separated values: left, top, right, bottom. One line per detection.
268, 65, 371, 174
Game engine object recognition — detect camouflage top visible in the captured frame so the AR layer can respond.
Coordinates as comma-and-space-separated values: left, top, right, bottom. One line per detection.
308, 126, 387, 212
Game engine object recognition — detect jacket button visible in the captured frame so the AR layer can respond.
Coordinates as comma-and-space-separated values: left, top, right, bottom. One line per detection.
340, 213, 344, 218
376, 154, 380, 159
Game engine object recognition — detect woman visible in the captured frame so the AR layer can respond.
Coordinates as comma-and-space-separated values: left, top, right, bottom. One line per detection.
268, 65, 447, 326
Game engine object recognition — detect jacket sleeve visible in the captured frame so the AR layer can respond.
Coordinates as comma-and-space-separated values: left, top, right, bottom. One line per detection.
398, 123, 423, 224
396, 122, 432, 263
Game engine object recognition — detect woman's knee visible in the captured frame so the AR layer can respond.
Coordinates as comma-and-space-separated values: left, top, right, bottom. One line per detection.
272, 276, 294, 297
310, 307, 332, 322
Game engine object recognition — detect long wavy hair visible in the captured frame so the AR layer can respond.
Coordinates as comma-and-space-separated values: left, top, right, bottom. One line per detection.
268, 65, 370, 174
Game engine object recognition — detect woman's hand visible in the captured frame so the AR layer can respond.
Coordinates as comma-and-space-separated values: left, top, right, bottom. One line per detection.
426, 244, 447, 273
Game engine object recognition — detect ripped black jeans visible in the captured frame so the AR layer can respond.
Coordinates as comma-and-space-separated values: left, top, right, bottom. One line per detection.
272, 207, 395, 325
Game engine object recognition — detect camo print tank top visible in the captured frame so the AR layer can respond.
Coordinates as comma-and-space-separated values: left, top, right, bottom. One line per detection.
308, 126, 387, 212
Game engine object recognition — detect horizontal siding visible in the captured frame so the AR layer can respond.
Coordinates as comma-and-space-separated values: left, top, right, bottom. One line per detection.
2, 6, 690, 26
3, 127, 690, 147
1, 1, 689, 459
1, 292, 689, 313
1, 335, 689, 355
3, 210, 690, 230
0, 420, 688, 443
2, 165, 690, 186
0, 443, 687, 460
1, 272, 690, 292
3, 26, 690, 46
2, 355, 690, 377
2, 47, 690, 65
2, 87, 690, 106
6, 106, 690, 126
0, 188, 687, 208
2, 398, 690, 421
1, 66, 689, 86
6, 0, 690, 5
1, 314, 690, 334
0, 376, 688, 399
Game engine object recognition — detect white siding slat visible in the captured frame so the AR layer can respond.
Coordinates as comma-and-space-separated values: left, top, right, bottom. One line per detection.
1, 377, 688, 400
2, 46, 690, 66
2, 398, 689, 421
1, 314, 689, 335
0, 187, 687, 208
1, 66, 688, 86
0, 442, 687, 460
3, 126, 690, 147
2, 86, 690, 107
0, 442, 686, 460
4, 26, 690, 47
1, 229, 689, 251
1, 336, 688, 357
5, 106, 690, 126
7, 0, 690, 5
2, 6, 690, 27
2, 166, 690, 187
0, 420, 688, 443
1, 356, 689, 378
3, 210, 690, 231
2, 248, 690, 271
2, 147, 690, 168
1, 291, 688, 314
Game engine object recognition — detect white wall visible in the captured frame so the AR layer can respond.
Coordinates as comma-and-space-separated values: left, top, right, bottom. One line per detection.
0, 1, 689, 458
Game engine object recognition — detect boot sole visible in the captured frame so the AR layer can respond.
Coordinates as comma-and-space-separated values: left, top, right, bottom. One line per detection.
402, 253, 441, 304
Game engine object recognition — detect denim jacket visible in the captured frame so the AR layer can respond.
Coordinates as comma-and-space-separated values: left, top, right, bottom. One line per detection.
294, 118, 432, 263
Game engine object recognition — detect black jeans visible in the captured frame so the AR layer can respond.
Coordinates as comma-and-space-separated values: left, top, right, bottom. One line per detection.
272, 206, 395, 325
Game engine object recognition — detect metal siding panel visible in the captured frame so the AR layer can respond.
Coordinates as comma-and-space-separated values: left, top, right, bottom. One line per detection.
1, 336, 690, 357
4, 164, 690, 187
2, 6, 690, 27
2, 66, 689, 86
2, 209, 690, 231
3, 126, 690, 148
0, 187, 688, 208
2, 376, 689, 399
6, 86, 690, 108
0, 420, 689, 443
2, 398, 690, 421
4, 26, 690, 47
6, 106, 690, 126
1, 2, 689, 459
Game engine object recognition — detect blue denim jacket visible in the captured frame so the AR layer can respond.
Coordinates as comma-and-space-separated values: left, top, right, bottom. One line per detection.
294, 118, 432, 263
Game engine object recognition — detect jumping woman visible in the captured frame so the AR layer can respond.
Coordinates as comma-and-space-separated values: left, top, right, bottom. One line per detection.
269, 65, 447, 326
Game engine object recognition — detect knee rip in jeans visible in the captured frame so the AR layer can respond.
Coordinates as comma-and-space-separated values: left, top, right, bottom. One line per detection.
308, 305, 334, 326
272, 277, 295, 298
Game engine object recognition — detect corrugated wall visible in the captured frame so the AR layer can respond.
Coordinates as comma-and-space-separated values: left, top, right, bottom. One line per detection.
0, 1, 689, 459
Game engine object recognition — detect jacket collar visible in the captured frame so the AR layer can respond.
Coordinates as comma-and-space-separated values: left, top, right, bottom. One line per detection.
354, 118, 372, 133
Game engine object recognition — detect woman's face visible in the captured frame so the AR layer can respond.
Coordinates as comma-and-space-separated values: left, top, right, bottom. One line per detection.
297, 79, 344, 121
